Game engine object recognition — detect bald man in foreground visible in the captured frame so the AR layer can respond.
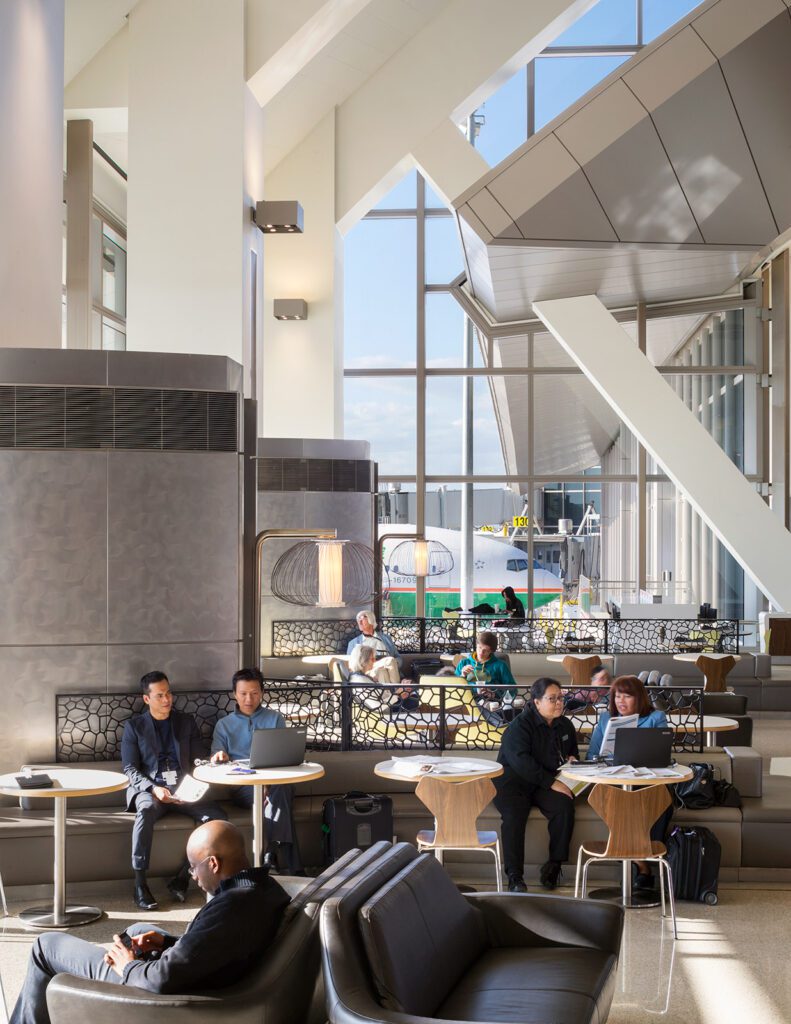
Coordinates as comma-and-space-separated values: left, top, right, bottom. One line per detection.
11, 821, 290, 1024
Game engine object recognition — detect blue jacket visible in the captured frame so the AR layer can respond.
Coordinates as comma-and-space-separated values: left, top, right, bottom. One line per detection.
346, 630, 403, 668
211, 706, 285, 761
455, 655, 517, 699
587, 709, 669, 759
121, 709, 207, 811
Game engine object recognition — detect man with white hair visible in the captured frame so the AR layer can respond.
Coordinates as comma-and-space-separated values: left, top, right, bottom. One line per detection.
346, 610, 402, 685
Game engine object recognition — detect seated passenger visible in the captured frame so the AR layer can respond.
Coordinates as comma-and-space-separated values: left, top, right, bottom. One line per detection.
122, 671, 227, 911
493, 678, 578, 892
10, 821, 289, 1024
210, 667, 301, 874
565, 663, 612, 711
346, 610, 402, 684
587, 674, 673, 890
348, 644, 417, 711
454, 630, 518, 703
501, 585, 525, 620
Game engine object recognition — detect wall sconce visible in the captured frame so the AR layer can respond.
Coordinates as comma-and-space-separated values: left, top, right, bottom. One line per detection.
254, 199, 304, 234
273, 299, 308, 321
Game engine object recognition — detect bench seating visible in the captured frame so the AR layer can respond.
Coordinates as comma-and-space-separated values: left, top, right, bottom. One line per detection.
0, 744, 785, 889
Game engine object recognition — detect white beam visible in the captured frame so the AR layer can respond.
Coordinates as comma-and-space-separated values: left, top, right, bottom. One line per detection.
411, 119, 490, 210
533, 294, 791, 610
247, 0, 374, 107
336, 0, 594, 231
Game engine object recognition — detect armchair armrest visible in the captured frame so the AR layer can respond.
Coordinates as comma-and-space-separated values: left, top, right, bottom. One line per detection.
464, 892, 623, 958
724, 746, 762, 798
47, 975, 245, 1024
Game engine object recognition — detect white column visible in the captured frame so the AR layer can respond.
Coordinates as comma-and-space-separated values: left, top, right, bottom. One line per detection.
262, 112, 342, 438
127, 0, 261, 371
0, 0, 64, 348
534, 294, 791, 611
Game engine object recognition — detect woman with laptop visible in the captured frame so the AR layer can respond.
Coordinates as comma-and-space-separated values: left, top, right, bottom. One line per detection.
587, 675, 673, 890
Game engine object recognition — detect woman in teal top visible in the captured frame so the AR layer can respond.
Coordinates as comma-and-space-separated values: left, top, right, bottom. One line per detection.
455, 630, 518, 701
587, 675, 673, 890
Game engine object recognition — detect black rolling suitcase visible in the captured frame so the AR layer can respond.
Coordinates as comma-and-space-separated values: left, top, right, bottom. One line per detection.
665, 825, 721, 905
322, 791, 393, 864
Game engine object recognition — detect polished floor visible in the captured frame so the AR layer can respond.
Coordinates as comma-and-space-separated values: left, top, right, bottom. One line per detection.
1, 714, 790, 1021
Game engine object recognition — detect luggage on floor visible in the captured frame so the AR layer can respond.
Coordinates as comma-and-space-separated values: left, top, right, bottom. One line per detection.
322, 791, 393, 863
665, 825, 721, 905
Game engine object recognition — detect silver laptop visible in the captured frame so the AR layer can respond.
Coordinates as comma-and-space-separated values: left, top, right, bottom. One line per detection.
248, 727, 307, 769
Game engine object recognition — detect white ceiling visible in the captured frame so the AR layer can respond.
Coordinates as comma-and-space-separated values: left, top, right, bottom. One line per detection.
64, 0, 137, 85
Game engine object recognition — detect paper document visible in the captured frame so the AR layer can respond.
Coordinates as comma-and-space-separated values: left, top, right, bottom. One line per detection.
173, 774, 211, 803
600, 714, 639, 758
390, 755, 497, 777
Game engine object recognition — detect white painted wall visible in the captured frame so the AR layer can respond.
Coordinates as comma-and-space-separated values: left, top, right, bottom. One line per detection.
262, 111, 342, 438
126, 0, 246, 362
0, 0, 64, 348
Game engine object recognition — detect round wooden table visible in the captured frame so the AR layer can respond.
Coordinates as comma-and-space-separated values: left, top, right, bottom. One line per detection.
560, 763, 692, 909
673, 652, 741, 692
194, 761, 324, 865
0, 768, 128, 928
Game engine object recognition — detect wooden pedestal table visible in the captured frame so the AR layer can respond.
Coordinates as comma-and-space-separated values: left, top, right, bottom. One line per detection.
0, 768, 128, 928
559, 763, 692, 910
194, 761, 324, 866
673, 652, 741, 692
547, 653, 614, 687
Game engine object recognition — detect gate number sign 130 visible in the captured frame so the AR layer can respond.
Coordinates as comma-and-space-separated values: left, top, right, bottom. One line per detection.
512, 516, 529, 528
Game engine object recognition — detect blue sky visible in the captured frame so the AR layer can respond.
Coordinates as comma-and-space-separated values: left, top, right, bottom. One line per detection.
343, 0, 703, 478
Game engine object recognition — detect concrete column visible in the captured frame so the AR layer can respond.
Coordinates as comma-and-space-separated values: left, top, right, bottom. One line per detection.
262, 112, 342, 438
0, 0, 64, 348
127, 0, 263, 374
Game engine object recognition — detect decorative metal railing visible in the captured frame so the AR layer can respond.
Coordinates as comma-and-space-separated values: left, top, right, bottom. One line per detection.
271, 616, 743, 656
56, 682, 706, 761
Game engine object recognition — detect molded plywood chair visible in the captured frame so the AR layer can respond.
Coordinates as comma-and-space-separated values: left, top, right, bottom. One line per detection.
415, 775, 502, 891
575, 783, 678, 938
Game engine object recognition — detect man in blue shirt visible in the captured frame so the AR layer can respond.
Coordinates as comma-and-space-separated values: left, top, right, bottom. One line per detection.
211, 668, 301, 873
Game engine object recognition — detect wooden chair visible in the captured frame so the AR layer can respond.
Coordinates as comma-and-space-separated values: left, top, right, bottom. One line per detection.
575, 783, 678, 938
415, 775, 503, 891
696, 654, 736, 693
562, 654, 602, 687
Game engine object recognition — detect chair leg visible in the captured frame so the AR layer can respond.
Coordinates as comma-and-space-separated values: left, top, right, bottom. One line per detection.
662, 858, 678, 940
574, 844, 584, 898
656, 857, 666, 917
435, 848, 444, 866
493, 841, 503, 893
0, 868, 6, 919
582, 858, 592, 899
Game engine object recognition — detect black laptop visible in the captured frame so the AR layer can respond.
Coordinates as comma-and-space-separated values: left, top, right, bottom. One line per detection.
612, 728, 674, 769
248, 727, 307, 769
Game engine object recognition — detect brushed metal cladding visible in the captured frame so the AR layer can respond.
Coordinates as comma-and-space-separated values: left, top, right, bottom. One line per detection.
0, 349, 108, 387
107, 452, 240, 644
107, 642, 241, 691
0, 452, 107, 645
512, 170, 619, 244
106, 351, 242, 392
650, 64, 778, 244
0, 644, 107, 775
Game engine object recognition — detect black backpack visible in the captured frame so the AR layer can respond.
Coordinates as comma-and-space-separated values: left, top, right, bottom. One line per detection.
674, 762, 716, 809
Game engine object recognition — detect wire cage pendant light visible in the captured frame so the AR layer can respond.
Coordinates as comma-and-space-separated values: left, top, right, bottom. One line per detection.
271, 538, 374, 608
388, 538, 454, 578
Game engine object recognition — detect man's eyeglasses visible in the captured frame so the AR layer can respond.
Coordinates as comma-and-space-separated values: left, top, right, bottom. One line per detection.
188, 855, 211, 878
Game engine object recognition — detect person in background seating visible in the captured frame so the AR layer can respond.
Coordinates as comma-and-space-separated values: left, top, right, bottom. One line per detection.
454, 630, 518, 703
122, 671, 227, 911
348, 644, 417, 711
494, 677, 578, 893
210, 667, 302, 874
565, 663, 612, 712
346, 610, 402, 684
501, 586, 525, 620
587, 674, 672, 890
10, 821, 289, 1024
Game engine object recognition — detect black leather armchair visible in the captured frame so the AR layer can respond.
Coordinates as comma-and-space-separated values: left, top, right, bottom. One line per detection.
321, 842, 624, 1024
46, 844, 390, 1024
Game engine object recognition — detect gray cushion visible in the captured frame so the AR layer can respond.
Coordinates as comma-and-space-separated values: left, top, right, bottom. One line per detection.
358, 853, 486, 1015
435, 947, 617, 1024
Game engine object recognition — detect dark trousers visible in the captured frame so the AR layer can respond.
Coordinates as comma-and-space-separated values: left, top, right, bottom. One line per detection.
494, 774, 575, 878
230, 785, 302, 871
11, 923, 168, 1024
131, 792, 227, 871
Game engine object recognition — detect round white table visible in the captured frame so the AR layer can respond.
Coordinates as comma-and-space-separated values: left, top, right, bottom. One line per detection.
303, 654, 349, 665
194, 761, 324, 865
567, 712, 739, 747
375, 757, 503, 784
547, 653, 613, 664
0, 768, 128, 928
560, 763, 692, 909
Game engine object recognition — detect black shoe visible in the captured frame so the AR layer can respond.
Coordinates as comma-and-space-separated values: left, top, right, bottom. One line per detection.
634, 870, 655, 891
262, 844, 281, 872
540, 861, 562, 891
133, 883, 158, 911
167, 877, 189, 903
507, 874, 527, 893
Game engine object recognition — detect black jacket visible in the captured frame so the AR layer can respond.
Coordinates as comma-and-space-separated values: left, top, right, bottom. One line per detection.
121, 709, 207, 811
497, 702, 579, 790
122, 867, 290, 993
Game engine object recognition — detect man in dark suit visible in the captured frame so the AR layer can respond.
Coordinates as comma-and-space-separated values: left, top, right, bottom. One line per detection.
122, 670, 227, 911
